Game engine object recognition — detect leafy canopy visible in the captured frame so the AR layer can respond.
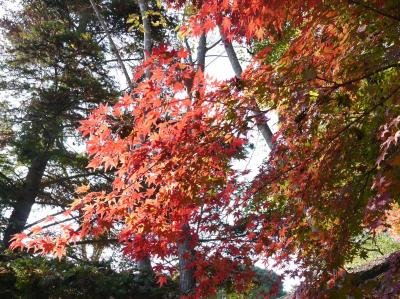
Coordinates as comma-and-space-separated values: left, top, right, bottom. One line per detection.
12, 0, 400, 297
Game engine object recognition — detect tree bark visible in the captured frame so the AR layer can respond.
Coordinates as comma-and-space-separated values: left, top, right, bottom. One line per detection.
177, 31, 207, 295
178, 224, 196, 296
219, 30, 243, 79
135, 0, 155, 275
184, 32, 206, 97
3, 152, 49, 248
137, 0, 152, 61
196, 33, 207, 72
219, 29, 274, 149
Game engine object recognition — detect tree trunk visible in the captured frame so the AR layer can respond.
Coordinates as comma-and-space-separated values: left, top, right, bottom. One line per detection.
137, 256, 154, 274
184, 32, 206, 98
196, 33, 207, 71
3, 152, 49, 248
219, 30, 322, 237
219, 29, 274, 149
176, 31, 208, 295
137, 0, 152, 61
178, 223, 196, 296
135, 0, 155, 275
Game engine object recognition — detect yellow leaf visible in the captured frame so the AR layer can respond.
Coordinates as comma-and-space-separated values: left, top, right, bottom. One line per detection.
76, 184, 90, 193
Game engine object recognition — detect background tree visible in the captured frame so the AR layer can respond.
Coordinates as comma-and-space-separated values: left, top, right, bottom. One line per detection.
0, 0, 116, 249
0, 0, 177, 265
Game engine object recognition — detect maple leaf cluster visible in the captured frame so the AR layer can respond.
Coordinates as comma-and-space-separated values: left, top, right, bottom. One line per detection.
239, 0, 400, 295
11, 0, 400, 297
12, 46, 272, 297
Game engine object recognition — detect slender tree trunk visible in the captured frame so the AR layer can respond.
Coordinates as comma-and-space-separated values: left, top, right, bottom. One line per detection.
178, 221, 197, 295
178, 224, 196, 296
176, 31, 207, 295
3, 152, 49, 248
219, 29, 274, 149
137, 0, 152, 61
196, 33, 207, 71
135, 0, 155, 275
219, 31, 243, 79
184, 32, 206, 98
219, 30, 321, 238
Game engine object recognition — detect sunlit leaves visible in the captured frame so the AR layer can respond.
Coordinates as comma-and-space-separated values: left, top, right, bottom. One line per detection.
11, 0, 400, 297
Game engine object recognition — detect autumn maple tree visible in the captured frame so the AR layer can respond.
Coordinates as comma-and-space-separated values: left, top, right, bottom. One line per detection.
11, 0, 400, 298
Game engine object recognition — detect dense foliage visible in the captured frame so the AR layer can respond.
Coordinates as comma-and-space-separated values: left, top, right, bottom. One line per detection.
8, 0, 400, 298
0, 255, 177, 299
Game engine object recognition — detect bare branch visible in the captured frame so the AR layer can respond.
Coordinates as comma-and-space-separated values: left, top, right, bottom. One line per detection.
184, 37, 194, 64
206, 38, 222, 51
89, 0, 133, 89
349, 0, 400, 22
24, 210, 67, 230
